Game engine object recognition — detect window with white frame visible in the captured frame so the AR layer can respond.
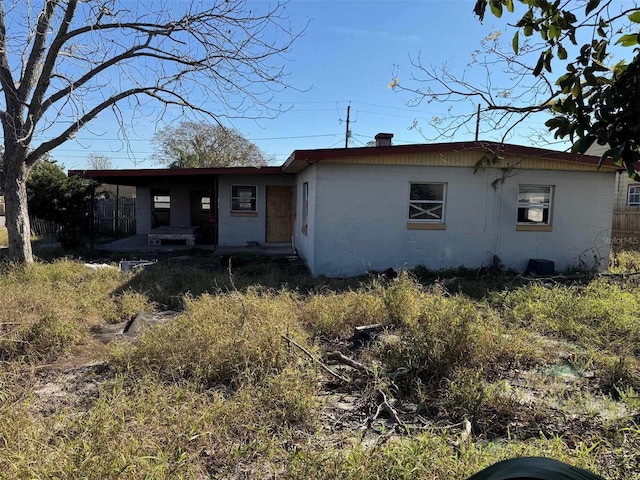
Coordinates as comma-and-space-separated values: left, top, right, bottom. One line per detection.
231, 185, 257, 212
517, 185, 553, 224
409, 183, 446, 222
201, 196, 211, 212
153, 193, 170, 210
628, 185, 640, 206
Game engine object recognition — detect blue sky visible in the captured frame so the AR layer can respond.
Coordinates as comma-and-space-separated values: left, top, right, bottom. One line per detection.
51, 1, 575, 169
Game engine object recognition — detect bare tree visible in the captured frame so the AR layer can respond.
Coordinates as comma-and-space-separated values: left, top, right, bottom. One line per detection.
0, 0, 301, 263
391, 0, 640, 172
86, 153, 113, 170
391, 30, 561, 144
152, 121, 266, 168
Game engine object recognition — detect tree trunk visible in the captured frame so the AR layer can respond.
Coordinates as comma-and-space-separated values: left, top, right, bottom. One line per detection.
2, 158, 34, 264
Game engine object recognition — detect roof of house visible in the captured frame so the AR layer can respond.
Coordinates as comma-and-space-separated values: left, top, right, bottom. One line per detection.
69, 140, 617, 184
282, 140, 616, 173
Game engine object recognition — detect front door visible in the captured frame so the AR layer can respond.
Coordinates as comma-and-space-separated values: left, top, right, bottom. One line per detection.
266, 186, 293, 243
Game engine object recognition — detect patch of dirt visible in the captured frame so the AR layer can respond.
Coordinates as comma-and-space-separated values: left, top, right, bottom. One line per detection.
32, 363, 106, 416
28, 310, 180, 416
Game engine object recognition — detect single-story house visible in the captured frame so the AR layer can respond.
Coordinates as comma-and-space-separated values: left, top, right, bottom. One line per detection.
70, 135, 617, 277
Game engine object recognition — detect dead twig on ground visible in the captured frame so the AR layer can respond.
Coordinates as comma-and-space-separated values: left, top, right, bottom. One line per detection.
373, 388, 408, 434
282, 335, 350, 383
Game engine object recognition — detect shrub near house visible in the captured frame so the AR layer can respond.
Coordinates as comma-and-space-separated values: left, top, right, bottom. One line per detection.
28, 160, 93, 248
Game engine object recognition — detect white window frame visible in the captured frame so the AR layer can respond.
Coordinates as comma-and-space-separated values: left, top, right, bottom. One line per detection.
231, 185, 257, 213
517, 185, 553, 225
628, 185, 640, 206
408, 182, 446, 223
152, 192, 170, 210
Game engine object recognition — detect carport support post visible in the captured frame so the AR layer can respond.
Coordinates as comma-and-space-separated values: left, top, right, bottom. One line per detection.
115, 185, 120, 236
90, 187, 95, 251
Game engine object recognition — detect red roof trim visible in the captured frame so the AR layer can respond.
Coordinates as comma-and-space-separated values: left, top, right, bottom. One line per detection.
69, 166, 284, 179
283, 140, 615, 170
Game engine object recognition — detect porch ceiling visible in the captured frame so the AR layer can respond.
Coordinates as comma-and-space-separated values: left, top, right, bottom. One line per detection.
68, 166, 286, 186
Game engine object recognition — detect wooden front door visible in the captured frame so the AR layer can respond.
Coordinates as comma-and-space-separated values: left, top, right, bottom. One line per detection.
266, 186, 293, 243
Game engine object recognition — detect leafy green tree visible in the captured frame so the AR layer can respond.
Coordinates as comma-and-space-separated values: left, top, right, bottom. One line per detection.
26, 159, 93, 249
152, 122, 267, 168
473, 0, 640, 177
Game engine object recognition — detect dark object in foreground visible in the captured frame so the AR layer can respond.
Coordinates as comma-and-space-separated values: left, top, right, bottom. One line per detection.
467, 457, 605, 480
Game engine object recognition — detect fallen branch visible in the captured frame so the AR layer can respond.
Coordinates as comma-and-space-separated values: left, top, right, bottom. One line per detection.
373, 388, 408, 434
324, 351, 371, 373
282, 335, 349, 383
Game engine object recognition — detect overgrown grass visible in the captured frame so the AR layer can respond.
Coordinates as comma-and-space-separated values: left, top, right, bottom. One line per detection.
494, 278, 640, 355
0, 371, 320, 479
0, 260, 151, 362
610, 248, 640, 273
110, 289, 311, 388
289, 431, 625, 480
0, 253, 639, 478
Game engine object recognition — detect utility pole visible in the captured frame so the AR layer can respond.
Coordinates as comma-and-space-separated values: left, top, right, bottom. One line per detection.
345, 104, 351, 148
475, 104, 481, 141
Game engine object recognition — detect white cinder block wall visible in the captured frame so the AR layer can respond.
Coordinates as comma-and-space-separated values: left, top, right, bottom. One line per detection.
305, 163, 614, 277
292, 165, 317, 270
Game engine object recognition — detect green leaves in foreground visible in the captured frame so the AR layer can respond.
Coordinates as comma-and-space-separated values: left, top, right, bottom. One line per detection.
467, 456, 605, 480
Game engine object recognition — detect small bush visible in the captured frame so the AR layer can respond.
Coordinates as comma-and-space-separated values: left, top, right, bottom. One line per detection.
301, 289, 387, 339
379, 272, 423, 325
610, 249, 640, 273
440, 368, 523, 437
374, 284, 489, 394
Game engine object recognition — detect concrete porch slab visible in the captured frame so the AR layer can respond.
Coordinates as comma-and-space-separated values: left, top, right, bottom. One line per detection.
95, 235, 295, 257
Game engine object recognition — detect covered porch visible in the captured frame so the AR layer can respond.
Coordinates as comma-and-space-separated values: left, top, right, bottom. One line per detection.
69, 166, 296, 249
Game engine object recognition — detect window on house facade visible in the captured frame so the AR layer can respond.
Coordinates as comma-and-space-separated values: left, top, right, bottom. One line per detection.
517, 185, 553, 224
153, 194, 170, 210
201, 196, 211, 212
628, 185, 640, 206
302, 182, 309, 234
151, 190, 170, 227
409, 183, 446, 222
231, 185, 257, 212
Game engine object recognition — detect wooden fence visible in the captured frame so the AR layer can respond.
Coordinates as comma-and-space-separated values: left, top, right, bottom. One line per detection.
94, 198, 136, 235
612, 208, 640, 249
30, 217, 61, 237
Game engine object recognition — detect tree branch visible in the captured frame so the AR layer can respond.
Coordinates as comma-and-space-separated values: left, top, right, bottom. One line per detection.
25, 0, 78, 136
17, 0, 59, 102
0, 3, 17, 109
26, 83, 215, 166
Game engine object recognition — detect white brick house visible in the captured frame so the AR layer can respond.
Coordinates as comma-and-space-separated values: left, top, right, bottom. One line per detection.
71, 138, 617, 277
